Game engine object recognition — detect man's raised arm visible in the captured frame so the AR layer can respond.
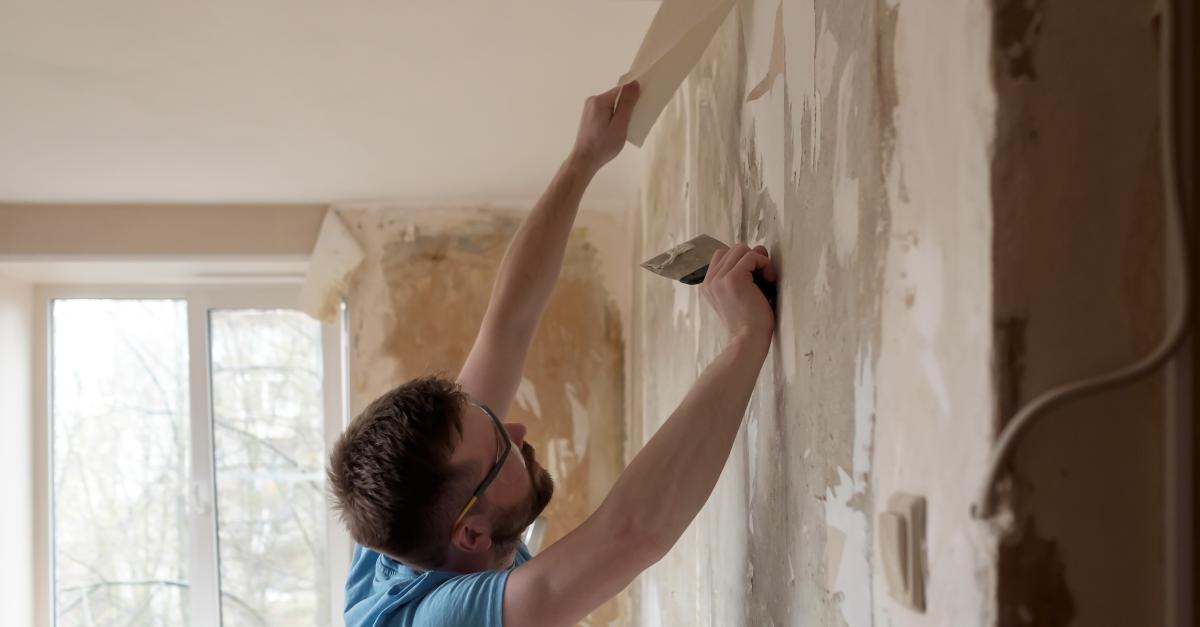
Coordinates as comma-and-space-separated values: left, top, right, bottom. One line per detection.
504, 244, 778, 627
457, 83, 641, 417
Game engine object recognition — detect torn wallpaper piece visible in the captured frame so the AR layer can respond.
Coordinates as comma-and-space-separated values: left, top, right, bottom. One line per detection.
619, 0, 737, 146
299, 207, 364, 323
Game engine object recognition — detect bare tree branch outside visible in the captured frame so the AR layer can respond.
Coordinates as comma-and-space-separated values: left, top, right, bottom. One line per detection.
52, 300, 331, 627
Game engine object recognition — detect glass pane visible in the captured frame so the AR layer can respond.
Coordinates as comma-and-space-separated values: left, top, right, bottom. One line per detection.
52, 299, 190, 626
210, 309, 329, 627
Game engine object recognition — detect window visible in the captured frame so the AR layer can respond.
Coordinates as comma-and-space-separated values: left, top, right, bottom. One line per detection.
43, 287, 349, 627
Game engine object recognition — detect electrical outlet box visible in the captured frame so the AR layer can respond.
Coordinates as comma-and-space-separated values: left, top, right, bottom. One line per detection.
878, 493, 926, 612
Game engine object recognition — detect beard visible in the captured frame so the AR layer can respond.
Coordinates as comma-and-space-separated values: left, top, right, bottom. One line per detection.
489, 441, 555, 551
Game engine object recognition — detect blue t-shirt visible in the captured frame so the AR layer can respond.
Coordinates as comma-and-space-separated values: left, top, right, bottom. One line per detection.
344, 543, 532, 627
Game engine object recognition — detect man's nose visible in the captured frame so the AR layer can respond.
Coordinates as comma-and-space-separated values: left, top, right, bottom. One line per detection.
504, 422, 527, 448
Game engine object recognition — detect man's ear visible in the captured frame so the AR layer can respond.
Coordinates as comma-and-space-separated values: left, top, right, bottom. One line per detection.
451, 515, 493, 554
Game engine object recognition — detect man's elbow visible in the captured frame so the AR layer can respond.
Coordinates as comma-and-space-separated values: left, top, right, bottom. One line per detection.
606, 512, 673, 568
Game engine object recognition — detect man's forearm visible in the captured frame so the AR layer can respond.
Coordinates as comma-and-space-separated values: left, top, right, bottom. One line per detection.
484, 153, 597, 333
599, 331, 771, 554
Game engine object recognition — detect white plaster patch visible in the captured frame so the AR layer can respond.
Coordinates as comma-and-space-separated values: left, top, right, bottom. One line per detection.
832, 53, 861, 265
823, 468, 871, 627
907, 240, 951, 413
545, 437, 573, 483
672, 280, 692, 327
640, 578, 663, 627
747, 408, 760, 491
813, 245, 831, 301
564, 383, 589, 458
514, 377, 542, 417
852, 344, 875, 480
822, 344, 876, 627
777, 277, 799, 384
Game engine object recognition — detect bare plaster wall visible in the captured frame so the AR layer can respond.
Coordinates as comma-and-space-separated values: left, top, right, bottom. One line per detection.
991, 0, 1170, 624
630, 1, 997, 625
338, 206, 630, 626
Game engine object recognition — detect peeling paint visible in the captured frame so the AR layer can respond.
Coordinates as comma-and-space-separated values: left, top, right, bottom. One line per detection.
812, 245, 831, 301
515, 377, 543, 418
832, 53, 861, 265
634, 0, 997, 624
564, 382, 590, 459
341, 207, 628, 625
746, 2, 786, 103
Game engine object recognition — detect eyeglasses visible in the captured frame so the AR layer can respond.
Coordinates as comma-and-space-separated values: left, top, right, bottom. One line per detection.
452, 400, 512, 528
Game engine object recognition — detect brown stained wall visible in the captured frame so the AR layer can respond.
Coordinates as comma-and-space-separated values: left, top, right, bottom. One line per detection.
991, 0, 1169, 625
632, 0, 997, 625
339, 207, 628, 626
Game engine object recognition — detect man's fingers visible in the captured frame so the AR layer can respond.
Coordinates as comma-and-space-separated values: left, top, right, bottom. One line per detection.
592, 84, 623, 113
708, 247, 728, 278
732, 250, 774, 282
612, 81, 641, 124
751, 245, 777, 282
716, 244, 751, 278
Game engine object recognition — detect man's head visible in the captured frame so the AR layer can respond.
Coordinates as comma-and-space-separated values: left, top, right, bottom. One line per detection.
327, 376, 554, 569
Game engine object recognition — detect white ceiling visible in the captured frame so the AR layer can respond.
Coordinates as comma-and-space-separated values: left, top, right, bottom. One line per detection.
0, 2, 658, 207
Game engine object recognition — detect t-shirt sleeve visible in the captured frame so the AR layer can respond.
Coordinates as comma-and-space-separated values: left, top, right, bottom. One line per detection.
407, 570, 511, 627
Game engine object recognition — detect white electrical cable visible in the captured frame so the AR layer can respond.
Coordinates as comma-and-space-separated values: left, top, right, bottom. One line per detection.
972, 0, 1192, 519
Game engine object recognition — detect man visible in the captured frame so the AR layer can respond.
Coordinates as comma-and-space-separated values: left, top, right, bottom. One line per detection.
328, 81, 777, 627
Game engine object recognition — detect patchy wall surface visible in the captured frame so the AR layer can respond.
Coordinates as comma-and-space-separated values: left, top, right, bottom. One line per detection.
630, 1, 997, 625
340, 206, 629, 626
991, 0, 1169, 624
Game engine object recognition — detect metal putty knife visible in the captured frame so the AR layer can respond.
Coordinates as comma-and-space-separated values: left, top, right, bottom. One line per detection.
641, 234, 777, 307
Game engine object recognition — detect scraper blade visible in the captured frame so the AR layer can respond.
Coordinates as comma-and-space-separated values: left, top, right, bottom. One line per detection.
641, 234, 776, 306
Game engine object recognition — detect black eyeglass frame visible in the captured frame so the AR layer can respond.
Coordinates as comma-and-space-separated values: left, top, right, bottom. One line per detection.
452, 400, 511, 527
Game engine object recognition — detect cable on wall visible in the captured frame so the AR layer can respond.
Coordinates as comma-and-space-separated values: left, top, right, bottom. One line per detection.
972, 0, 1193, 520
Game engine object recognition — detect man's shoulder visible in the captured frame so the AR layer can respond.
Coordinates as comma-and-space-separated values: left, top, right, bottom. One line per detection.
344, 545, 514, 627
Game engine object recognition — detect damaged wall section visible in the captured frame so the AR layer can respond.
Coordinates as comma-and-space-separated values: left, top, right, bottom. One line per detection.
339, 206, 630, 627
631, 0, 997, 625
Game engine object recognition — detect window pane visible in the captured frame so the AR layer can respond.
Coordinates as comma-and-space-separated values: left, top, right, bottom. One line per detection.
210, 309, 329, 627
52, 299, 190, 626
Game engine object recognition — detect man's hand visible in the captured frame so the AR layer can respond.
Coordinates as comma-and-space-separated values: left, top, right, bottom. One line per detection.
701, 244, 777, 346
570, 81, 641, 173
504, 244, 777, 627
458, 85, 637, 418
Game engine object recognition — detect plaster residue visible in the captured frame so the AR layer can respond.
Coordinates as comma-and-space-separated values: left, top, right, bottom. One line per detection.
812, 245, 831, 301
823, 347, 877, 627
340, 206, 628, 626
831, 52, 861, 266
746, 2, 786, 103
514, 377, 542, 418
635, 0, 999, 626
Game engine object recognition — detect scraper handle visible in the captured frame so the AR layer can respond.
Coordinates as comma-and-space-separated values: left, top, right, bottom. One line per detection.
680, 265, 777, 309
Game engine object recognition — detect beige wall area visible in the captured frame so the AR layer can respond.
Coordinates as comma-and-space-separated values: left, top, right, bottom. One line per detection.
0, 272, 34, 627
629, 0, 997, 625
336, 205, 632, 627
628, 0, 1189, 625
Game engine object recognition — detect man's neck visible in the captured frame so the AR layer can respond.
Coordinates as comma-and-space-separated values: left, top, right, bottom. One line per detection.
437, 546, 516, 574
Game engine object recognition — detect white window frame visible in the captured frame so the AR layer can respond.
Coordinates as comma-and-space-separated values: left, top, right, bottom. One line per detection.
33, 284, 352, 627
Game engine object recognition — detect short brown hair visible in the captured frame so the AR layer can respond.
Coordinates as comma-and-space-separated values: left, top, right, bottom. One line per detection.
327, 376, 473, 568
